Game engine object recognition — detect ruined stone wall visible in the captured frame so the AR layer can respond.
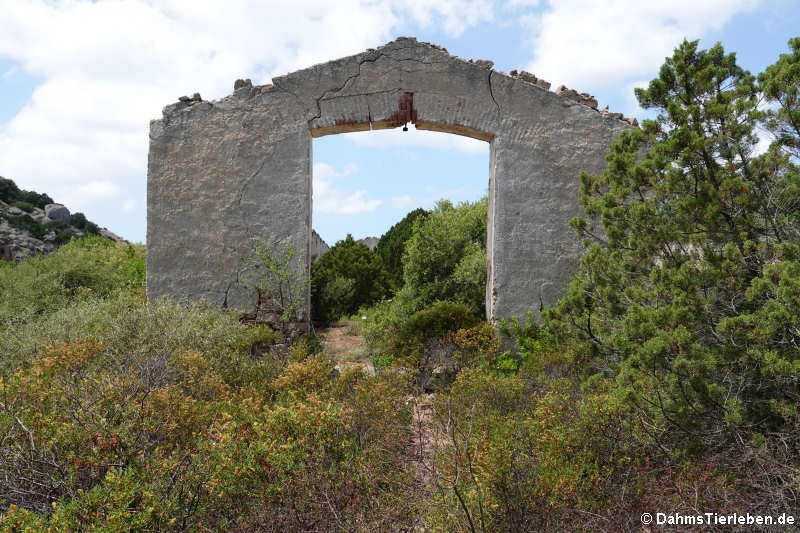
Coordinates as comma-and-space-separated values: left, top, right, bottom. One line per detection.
311, 230, 329, 262
147, 37, 630, 322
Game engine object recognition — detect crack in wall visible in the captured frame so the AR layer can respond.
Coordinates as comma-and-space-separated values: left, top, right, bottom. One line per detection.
237, 151, 271, 217
488, 70, 500, 111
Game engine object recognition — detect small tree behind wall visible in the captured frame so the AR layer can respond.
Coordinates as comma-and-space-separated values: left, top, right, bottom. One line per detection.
239, 238, 310, 334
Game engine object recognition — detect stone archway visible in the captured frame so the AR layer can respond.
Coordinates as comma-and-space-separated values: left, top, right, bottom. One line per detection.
146, 37, 630, 324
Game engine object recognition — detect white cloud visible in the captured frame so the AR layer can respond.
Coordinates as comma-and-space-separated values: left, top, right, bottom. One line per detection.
2, 65, 18, 79
390, 194, 414, 209
0, 0, 492, 239
523, 0, 762, 91
61, 181, 122, 211
313, 162, 382, 214
619, 79, 651, 118
386, 186, 484, 212
345, 126, 489, 154
122, 198, 137, 214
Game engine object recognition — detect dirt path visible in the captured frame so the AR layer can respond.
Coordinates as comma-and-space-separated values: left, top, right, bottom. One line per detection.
318, 320, 439, 526
317, 320, 375, 376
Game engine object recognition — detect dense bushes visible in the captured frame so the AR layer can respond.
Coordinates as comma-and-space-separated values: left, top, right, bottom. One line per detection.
0, 238, 419, 531
0, 330, 418, 530
375, 207, 427, 287
403, 199, 487, 316
0, 237, 145, 335
359, 198, 489, 375
69, 212, 100, 235
311, 234, 392, 325
0, 177, 53, 209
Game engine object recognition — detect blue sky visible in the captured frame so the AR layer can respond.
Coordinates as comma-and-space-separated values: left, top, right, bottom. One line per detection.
1, 0, 798, 245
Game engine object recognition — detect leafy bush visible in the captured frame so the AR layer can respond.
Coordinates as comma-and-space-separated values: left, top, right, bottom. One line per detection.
0, 236, 419, 530
396, 301, 480, 352
360, 199, 488, 359
0, 321, 418, 530
403, 198, 487, 316
9, 201, 35, 213
0, 177, 53, 209
377, 301, 482, 389
70, 212, 100, 235
3, 214, 47, 239
359, 285, 420, 356
0, 237, 145, 332
311, 234, 392, 325
238, 239, 310, 332
375, 207, 427, 287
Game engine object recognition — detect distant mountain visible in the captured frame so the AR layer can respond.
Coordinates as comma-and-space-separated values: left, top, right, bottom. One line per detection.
0, 176, 124, 262
357, 236, 379, 250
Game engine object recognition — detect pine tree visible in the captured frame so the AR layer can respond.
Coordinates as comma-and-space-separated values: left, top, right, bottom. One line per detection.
547, 39, 800, 450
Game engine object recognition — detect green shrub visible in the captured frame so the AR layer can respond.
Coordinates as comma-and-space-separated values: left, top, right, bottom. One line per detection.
9, 201, 35, 213
403, 198, 487, 316
0, 177, 53, 209
359, 285, 421, 356
3, 214, 47, 239
0, 308, 417, 530
546, 39, 800, 454
375, 207, 427, 287
397, 301, 480, 350
69, 212, 100, 235
311, 235, 392, 325
0, 237, 146, 331
389, 301, 482, 388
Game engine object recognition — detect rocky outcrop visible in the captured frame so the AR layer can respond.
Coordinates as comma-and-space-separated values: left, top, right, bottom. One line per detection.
358, 236, 379, 250
44, 203, 70, 223
98, 228, 125, 242
0, 196, 125, 262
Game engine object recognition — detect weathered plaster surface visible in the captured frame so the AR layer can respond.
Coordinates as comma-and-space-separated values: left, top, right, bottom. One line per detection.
147, 37, 630, 321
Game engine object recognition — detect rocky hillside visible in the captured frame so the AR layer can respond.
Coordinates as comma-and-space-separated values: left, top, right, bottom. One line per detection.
358, 236, 379, 250
0, 176, 124, 261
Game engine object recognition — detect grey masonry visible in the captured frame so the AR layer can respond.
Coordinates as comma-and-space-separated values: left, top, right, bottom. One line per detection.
147, 37, 631, 325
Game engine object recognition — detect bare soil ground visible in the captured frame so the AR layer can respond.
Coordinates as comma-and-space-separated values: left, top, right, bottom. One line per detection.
318, 320, 439, 528
317, 320, 375, 376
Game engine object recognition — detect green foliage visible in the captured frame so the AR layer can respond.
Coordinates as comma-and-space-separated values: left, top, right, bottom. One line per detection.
0, 237, 418, 530
70, 211, 100, 235
423, 366, 641, 532
759, 37, 800, 157
396, 301, 480, 352
240, 239, 310, 330
0, 332, 417, 530
311, 234, 392, 325
3, 214, 47, 239
403, 198, 487, 316
359, 199, 488, 362
546, 39, 800, 451
373, 301, 484, 389
0, 177, 53, 209
359, 285, 420, 355
375, 207, 427, 287
9, 201, 34, 213
0, 237, 146, 334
